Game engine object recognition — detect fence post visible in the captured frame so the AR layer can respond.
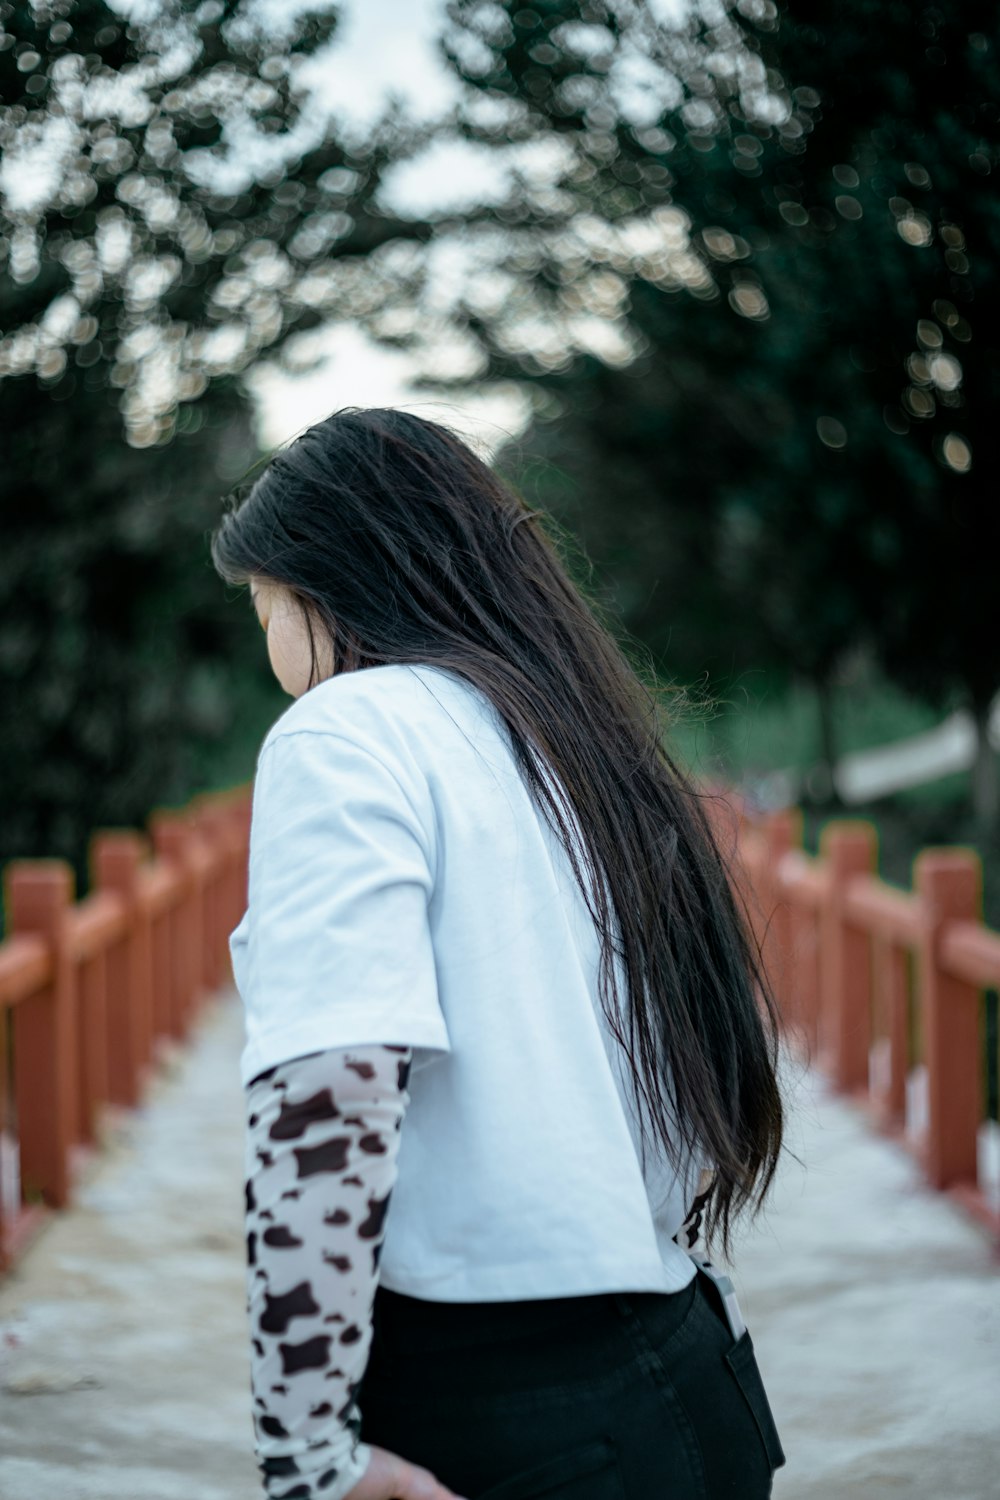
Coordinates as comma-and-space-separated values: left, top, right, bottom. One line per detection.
6, 862, 77, 1208
761, 807, 801, 1027
915, 849, 982, 1190
195, 805, 225, 992
234, 791, 251, 914
789, 893, 820, 1059
149, 812, 199, 1039
870, 933, 909, 1128
820, 821, 877, 1093
92, 832, 151, 1109
186, 805, 220, 995
77, 945, 108, 1147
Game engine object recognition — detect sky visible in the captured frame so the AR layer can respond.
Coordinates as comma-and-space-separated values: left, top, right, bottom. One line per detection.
250, 0, 696, 458
3, 0, 698, 459
251, 0, 533, 459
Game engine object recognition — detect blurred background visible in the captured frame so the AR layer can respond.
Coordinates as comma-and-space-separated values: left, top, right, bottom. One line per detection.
1, 0, 997, 922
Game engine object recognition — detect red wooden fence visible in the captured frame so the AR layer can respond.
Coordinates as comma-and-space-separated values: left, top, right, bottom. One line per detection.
733, 801, 1000, 1249
1, 784, 998, 1276
0, 786, 250, 1273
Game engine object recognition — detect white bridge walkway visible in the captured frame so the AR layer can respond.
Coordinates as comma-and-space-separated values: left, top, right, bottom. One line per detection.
0, 987, 998, 1500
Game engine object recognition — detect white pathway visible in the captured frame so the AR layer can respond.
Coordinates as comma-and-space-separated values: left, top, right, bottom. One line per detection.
0, 990, 258, 1500
0, 988, 998, 1499
737, 1047, 1000, 1499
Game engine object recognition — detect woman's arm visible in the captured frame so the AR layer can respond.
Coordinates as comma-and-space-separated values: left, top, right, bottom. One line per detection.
673, 1165, 716, 1251
244, 1041, 413, 1500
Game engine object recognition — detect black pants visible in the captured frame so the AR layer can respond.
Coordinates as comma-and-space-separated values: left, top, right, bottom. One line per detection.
358, 1262, 787, 1499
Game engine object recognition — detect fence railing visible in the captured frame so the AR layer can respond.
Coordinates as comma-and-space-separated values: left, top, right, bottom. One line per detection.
2, 783, 998, 1276
732, 802, 1000, 1249
0, 786, 251, 1273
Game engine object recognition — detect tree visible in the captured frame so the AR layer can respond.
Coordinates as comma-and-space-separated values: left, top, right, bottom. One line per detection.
413, 0, 999, 824
752, 1, 1000, 827
0, 0, 441, 899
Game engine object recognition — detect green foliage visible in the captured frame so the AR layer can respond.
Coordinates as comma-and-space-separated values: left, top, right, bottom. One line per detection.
436, 0, 999, 807
3, 0, 998, 901
0, 0, 439, 899
680, 663, 943, 782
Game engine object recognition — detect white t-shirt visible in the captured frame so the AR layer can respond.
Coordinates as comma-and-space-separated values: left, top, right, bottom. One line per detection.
229, 662, 710, 1301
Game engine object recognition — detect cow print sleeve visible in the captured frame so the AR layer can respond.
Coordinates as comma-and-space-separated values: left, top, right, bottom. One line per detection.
673, 1166, 716, 1252
243, 1042, 413, 1500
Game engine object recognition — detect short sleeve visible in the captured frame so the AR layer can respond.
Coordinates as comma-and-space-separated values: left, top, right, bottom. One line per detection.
233, 727, 451, 1089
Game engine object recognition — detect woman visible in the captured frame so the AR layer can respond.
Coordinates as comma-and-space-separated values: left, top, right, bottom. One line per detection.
212, 406, 788, 1500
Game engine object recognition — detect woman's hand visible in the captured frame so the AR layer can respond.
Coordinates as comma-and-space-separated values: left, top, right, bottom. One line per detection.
344, 1444, 470, 1500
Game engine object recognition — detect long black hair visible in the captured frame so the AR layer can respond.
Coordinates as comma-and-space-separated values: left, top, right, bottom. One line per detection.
210, 405, 786, 1260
